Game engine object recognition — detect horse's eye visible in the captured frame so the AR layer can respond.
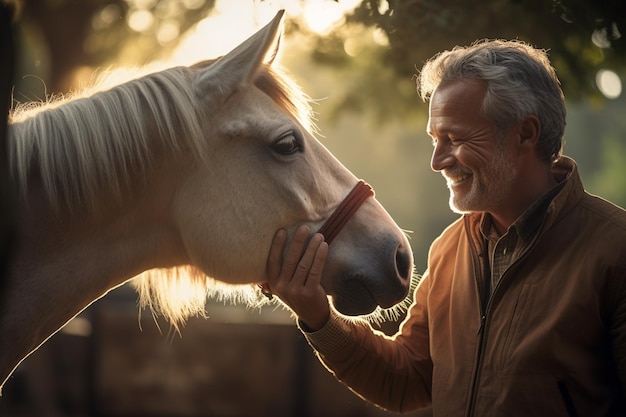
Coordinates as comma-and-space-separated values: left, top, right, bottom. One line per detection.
272, 132, 302, 155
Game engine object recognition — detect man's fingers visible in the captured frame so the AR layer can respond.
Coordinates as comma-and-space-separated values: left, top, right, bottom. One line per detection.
293, 233, 325, 285
281, 225, 311, 278
306, 239, 328, 287
263, 227, 330, 329
267, 229, 288, 280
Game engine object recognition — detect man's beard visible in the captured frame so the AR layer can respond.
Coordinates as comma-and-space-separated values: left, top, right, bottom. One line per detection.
447, 146, 516, 215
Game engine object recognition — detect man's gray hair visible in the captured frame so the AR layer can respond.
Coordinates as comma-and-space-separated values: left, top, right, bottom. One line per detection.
417, 39, 566, 163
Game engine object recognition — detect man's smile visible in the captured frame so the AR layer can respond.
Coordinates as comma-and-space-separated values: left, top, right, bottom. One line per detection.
443, 169, 472, 187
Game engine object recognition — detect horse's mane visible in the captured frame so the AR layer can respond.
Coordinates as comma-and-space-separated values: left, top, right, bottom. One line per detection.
8, 61, 313, 213
8, 60, 315, 329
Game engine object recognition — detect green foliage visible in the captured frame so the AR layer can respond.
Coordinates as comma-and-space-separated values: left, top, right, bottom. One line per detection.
309, 0, 625, 119
588, 136, 626, 207
308, 27, 424, 124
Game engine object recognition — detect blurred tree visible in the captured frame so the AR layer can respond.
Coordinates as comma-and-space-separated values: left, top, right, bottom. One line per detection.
310, 0, 625, 118
16, 0, 625, 107
20, 0, 118, 93
17, 0, 216, 93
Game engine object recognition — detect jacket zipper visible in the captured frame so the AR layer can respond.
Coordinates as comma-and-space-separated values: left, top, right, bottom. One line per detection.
466, 314, 487, 417
465, 233, 490, 417
557, 380, 580, 417
463, 217, 544, 417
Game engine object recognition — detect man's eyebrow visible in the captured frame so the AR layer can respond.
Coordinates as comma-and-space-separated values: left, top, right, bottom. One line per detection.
429, 124, 465, 137
426, 124, 445, 137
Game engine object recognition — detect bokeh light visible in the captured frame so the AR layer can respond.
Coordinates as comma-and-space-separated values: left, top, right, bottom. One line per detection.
596, 69, 622, 99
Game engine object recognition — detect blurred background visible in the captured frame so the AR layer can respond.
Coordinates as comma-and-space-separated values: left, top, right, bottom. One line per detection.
0, 0, 625, 415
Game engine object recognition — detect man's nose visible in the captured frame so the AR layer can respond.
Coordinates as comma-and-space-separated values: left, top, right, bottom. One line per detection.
431, 140, 454, 172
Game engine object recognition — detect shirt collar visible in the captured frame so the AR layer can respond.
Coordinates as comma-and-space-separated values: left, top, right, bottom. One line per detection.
480, 181, 565, 244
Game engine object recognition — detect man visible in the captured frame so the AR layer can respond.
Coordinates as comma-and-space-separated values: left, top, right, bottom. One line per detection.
264, 39, 626, 416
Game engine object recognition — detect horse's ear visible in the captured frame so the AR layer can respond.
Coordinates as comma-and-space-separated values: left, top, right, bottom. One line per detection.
194, 9, 284, 95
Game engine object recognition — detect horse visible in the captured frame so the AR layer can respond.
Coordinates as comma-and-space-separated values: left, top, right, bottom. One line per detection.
0, 10, 413, 392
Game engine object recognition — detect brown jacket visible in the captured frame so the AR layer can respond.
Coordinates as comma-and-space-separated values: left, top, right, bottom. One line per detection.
305, 157, 626, 416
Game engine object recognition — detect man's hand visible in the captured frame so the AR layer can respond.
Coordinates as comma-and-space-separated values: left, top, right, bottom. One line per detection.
264, 225, 331, 331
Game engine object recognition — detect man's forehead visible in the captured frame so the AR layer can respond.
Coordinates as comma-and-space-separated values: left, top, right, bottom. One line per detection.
426, 80, 489, 135
430, 79, 486, 106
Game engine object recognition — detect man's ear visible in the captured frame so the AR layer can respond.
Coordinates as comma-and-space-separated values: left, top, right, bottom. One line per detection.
519, 114, 541, 147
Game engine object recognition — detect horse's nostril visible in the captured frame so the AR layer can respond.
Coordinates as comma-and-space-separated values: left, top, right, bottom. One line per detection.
395, 245, 412, 282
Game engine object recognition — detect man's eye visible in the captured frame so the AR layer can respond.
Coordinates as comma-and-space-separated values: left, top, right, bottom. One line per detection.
272, 132, 302, 155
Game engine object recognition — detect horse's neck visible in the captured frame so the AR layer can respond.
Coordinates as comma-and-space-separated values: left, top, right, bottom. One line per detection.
0, 162, 188, 391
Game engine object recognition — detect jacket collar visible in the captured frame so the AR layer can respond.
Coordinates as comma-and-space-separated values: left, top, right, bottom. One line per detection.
543, 156, 584, 231
464, 155, 582, 240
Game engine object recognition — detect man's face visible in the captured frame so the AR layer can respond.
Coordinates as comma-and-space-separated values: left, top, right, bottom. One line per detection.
426, 80, 517, 215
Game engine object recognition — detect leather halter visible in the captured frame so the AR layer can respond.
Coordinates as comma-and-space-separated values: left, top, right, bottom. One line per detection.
317, 180, 374, 245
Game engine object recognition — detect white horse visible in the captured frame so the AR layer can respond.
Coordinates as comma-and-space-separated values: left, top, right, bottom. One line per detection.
1, 10, 413, 392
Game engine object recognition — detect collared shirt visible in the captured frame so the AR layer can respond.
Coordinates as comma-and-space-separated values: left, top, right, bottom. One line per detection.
480, 182, 565, 294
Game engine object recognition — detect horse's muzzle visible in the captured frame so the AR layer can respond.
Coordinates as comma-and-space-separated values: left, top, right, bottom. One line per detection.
329, 237, 413, 316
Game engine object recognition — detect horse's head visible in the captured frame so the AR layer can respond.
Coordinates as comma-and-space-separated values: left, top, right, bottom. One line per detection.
170, 10, 413, 317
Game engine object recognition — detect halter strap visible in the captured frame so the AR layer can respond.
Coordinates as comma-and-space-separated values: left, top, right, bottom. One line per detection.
317, 180, 374, 245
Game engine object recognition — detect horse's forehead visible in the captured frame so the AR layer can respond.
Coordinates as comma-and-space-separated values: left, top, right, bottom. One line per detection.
215, 90, 291, 137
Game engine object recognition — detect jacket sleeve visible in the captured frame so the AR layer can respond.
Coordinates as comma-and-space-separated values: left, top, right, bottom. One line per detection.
301, 272, 434, 413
